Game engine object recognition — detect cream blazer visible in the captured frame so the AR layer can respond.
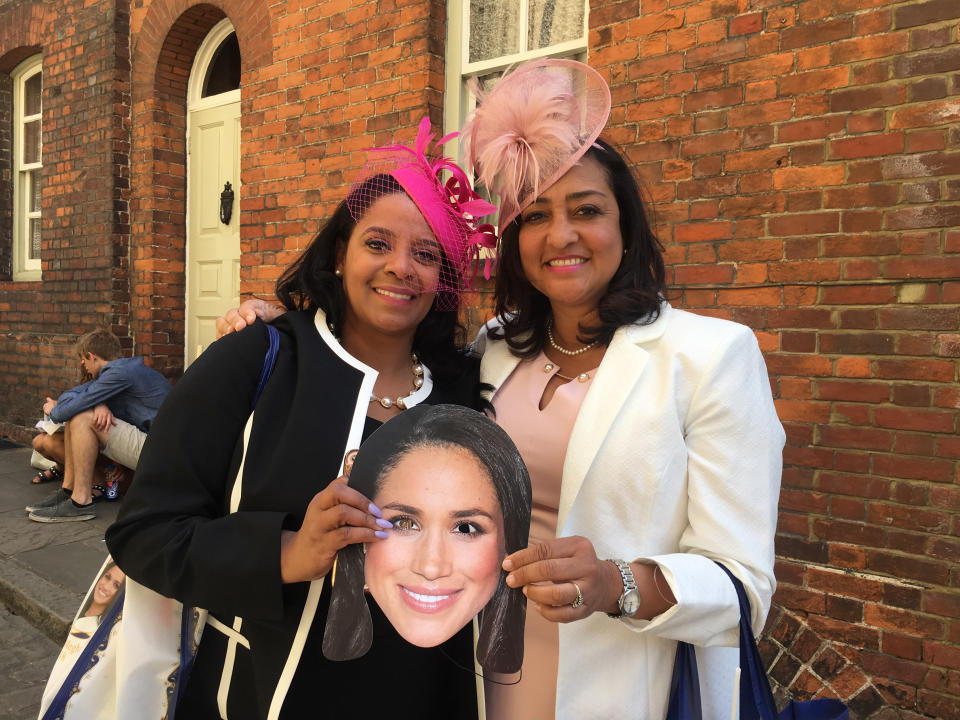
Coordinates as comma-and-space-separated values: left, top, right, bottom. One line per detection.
477, 303, 785, 720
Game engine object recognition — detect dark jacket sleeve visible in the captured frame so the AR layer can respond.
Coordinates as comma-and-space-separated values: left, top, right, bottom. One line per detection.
105, 322, 290, 621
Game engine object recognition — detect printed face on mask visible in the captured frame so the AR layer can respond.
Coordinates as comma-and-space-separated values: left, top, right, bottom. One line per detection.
363, 445, 505, 648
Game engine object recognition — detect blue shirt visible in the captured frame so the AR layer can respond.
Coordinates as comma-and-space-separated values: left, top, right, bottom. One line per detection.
50, 357, 171, 432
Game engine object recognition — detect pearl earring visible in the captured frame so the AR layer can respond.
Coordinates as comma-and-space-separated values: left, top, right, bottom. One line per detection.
334, 268, 343, 277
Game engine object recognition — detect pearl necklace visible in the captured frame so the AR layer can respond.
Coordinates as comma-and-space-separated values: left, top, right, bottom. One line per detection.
370, 354, 424, 410
547, 322, 597, 356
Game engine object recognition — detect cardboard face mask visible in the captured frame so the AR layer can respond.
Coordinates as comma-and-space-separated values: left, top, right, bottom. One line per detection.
322, 404, 532, 675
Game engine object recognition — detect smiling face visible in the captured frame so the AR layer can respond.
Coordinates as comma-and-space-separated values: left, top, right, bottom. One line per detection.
339, 192, 443, 345
363, 444, 505, 648
90, 565, 125, 613
517, 154, 623, 317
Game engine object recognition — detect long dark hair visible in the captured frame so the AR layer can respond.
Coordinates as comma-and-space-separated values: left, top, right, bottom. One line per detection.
490, 137, 667, 357
274, 175, 467, 380
323, 404, 531, 674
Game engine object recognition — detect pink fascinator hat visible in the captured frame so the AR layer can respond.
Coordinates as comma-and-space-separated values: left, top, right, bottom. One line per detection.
348, 117, 498, 310
462, 59, 612, 230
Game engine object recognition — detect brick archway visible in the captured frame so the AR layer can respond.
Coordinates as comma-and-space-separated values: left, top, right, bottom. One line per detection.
128, 0, 274, 377
0, 4, 46, 71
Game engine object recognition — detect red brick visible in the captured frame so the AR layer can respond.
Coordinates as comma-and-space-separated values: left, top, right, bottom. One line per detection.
790, 143, 824, 166
831, 33, 910, 65
873, 453, 956, 482
729, 12, 763, 36
768, 213, 840, 237
883, 151, 960, 179
816, 380, 890, 403
830, 133, 905, 160
728, 100, 793, 128
892, 384, 933, 407
876, 358, 955, 382
848, 111, 885, 135
777, 116, 846, 143
773, 165, 845, 189
878, 307, 959, 330
891, 100, 960, 130
729, 54, 795, 83
819, 426, 892, 451
779, 67, 850, 96
782, 17, 853, 50
823, 233, 900, 257
894, 0, 960, 30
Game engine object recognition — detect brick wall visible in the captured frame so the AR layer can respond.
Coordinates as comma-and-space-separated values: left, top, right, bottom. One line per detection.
0, 0, 131, 440
1, 1, 956, 716
590, 0, 959, 716
123, 0, 448, 374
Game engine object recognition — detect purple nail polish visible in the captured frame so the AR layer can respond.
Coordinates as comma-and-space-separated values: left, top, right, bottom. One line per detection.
368, 503, 383, 518
376, 518, 393, 529
374, 530, 389, 539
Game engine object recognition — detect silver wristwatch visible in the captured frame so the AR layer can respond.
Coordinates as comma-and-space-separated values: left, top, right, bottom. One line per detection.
607, 559, 641, 618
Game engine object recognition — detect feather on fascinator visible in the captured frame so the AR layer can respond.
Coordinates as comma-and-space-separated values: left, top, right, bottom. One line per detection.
347, 117, 498, 309
461, 59, 611, 230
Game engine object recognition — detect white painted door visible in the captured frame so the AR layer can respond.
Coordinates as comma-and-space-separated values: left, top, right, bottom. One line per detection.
186, 100, 240, 362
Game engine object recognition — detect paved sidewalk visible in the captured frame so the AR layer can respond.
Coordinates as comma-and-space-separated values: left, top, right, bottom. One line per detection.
0, 445, 120, 644
0, 605, 60, 719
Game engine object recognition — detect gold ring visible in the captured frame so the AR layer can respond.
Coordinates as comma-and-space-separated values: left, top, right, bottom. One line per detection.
571, 582, 584, 609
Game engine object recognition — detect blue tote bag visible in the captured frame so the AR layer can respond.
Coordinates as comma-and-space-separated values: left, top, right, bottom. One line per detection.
666, 564, 848, 720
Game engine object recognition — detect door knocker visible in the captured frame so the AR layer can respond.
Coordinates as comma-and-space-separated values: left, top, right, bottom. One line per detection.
219, 181, 235, 225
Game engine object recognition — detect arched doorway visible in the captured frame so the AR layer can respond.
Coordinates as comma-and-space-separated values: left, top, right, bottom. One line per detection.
185, 18, 241, 363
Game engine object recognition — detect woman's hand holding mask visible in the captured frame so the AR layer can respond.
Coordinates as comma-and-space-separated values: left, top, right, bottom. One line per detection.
502, 536, 622, 622
279, 476, 391, 584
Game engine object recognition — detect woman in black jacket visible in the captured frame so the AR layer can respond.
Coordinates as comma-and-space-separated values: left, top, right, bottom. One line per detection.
106, 118, 497, 720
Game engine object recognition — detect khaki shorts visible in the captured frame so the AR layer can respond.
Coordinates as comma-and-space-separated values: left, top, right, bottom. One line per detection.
103, 418, 147, 470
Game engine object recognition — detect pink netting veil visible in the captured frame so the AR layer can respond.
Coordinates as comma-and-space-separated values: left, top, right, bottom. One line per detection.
347, 117, 497, 311
462, 59, 612, 229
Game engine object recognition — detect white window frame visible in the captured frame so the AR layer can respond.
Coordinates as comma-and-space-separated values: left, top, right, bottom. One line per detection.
444, 0, 589, 155
12, 55, 43, 281
188, 18, 241, 112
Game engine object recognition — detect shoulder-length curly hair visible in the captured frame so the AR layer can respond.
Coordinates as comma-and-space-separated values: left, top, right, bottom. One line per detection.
322, 404, 531, 675
490, 138, 667, 357
274, 174, 467, 380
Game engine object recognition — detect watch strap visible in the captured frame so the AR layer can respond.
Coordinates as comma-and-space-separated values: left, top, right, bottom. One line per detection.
607, 558, 639, 618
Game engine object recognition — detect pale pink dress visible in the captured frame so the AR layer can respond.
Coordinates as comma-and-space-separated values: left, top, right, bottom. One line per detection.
485, 352, 595, 720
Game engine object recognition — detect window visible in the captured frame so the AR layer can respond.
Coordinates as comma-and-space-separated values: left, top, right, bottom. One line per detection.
444, 1, 588, 232
445, 0, 588, 145
12, 55, 42, 280
189, 19, 241, 110
201, 32, 241, 98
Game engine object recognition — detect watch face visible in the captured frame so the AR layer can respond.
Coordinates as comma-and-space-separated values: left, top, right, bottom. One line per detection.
621, 589, 641, 616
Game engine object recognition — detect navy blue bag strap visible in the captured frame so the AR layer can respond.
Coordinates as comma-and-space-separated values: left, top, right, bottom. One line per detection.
664, 637, 702, 720
666, 564, 848, 720
715, 563, 780, 720
251, 323, 280, 409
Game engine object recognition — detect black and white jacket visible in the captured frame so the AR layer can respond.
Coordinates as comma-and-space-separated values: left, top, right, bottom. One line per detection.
107, 310, 481, 720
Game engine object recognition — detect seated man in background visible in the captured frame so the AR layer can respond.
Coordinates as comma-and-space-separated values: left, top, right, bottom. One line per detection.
29, 329, 171, 523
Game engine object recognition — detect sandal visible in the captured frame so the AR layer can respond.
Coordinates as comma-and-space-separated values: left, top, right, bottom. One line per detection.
91, 484, 119, 503
32, 466, 64, 485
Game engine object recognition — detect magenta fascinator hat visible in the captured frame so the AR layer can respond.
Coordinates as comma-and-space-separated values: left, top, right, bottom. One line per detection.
462, 59, 612, 230
347, 117, 498, 309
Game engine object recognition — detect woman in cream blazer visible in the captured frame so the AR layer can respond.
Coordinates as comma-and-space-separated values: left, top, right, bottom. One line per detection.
477, 301, 784, 718
462, 58, 785, 719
